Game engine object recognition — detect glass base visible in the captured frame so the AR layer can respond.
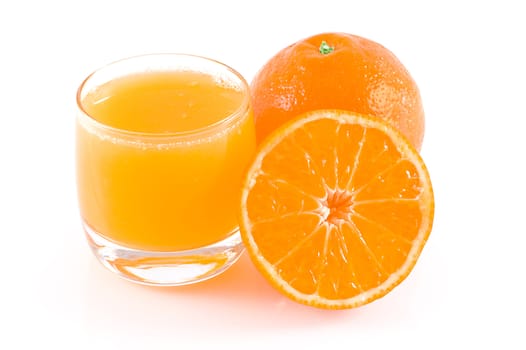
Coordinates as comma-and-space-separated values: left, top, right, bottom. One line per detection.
83, 222, 244, 286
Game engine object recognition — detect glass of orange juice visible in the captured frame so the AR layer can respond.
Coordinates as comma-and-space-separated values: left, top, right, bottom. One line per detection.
76, 54, 256, 285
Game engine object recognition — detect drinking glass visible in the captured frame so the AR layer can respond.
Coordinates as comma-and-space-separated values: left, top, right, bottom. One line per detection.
76, 54, 255, 285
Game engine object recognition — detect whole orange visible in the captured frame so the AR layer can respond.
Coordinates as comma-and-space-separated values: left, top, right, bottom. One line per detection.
250, 32, 425, 150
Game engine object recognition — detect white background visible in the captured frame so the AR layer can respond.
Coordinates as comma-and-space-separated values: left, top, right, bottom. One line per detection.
1, 0, 525, 348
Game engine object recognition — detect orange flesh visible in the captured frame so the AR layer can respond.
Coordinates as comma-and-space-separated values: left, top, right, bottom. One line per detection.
244, 116, 429, 300
77, 71, 256, 251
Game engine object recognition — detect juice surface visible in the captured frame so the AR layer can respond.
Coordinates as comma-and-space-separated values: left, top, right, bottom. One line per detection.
83, 71, 245, 133
77, 70, 255, 251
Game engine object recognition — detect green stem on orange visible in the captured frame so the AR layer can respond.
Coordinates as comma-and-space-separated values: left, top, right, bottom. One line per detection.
319, 41, 334, 55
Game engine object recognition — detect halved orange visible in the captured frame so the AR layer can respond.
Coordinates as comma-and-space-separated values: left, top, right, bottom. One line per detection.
239, 110, 434, 309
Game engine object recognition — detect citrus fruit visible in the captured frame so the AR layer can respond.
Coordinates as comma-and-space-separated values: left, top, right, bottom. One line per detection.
239, 110, 434, 309
250, 32, 425, 150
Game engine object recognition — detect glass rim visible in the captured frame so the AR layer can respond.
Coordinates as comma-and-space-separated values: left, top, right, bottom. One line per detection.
76, 53, 251, 141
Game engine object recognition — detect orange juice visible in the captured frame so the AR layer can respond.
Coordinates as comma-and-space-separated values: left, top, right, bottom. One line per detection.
77, 69, 255, 252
